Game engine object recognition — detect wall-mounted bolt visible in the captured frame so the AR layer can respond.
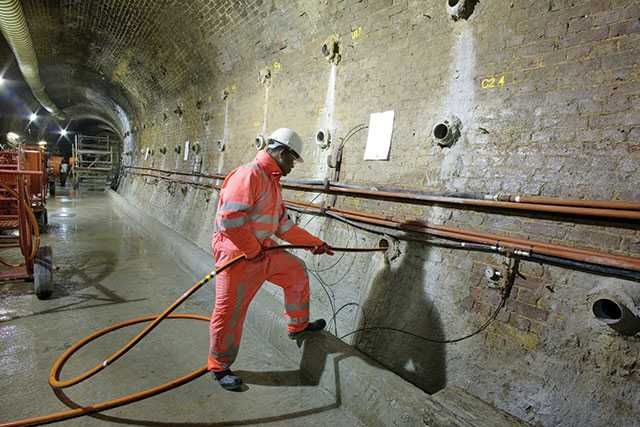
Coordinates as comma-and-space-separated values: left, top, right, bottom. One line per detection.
191, 142, 201, 154
221, 88, 230, 101
484, 266, 502, 282
255, 134, 266, 150
159, 147, 167, 155
315, 128, 331, 149
433, 115, 462, 148
322, 34, 341, 65
174, 145, 181, 154
216, 140, 226, 152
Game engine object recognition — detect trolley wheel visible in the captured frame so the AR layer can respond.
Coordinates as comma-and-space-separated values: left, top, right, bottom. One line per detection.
34, 245, 53, 300
36, 209, 48, 233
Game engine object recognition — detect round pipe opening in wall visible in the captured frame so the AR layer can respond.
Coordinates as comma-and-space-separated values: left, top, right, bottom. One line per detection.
447, 0, 477, 20
378, 238, 389, 250
587, 283, 640, 335
592, 299, 623, 323
321, 43, 331, 58
432, 115, 462, 147
321, 34, 341, 65
315, 128, 331, 149
433, 123, 449, 140
255, 134, 266, 150
216, 140, 225, 152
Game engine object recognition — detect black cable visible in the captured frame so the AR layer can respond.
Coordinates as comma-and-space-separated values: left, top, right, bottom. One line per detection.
338, 297, 505, 344
328, 302, 366, 332
339, 258, 519, 344
308, 269, 339, 336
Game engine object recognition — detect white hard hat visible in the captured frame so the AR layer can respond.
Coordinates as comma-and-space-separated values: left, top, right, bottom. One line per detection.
267, 128, 304, 162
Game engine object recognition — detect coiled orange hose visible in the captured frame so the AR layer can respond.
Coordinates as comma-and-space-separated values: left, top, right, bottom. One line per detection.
1, 245, 385, 427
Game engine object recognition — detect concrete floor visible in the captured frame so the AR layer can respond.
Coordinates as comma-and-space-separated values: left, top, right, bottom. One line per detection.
0, 188, 364, 426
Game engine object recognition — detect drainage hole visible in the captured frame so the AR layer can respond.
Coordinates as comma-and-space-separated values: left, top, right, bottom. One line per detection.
593, 299, 622, 320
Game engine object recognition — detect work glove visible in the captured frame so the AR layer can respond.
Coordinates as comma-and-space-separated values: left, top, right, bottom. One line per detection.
311, 243, 334, 256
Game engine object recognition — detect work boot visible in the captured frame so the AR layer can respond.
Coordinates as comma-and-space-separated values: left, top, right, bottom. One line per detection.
288, 319, 326, 339
213, 369, 243, 390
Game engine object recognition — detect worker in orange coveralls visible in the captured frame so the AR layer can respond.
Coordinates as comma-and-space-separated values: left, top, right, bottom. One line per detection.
209, 128, 334, 390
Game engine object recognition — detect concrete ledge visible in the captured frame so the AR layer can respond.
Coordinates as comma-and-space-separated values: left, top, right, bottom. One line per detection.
109, 190, 528, 427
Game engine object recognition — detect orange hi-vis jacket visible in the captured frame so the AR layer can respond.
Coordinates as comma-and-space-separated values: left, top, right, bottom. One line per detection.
212, 150, 323, 262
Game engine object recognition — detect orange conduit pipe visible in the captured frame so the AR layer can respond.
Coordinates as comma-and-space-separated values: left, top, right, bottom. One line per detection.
285, 200, 640, 272
122, 170, 640, 271
1, 244, 386, 427
124, 166, 640, 219
497, 194, 640, 211
280, 182, 640, 221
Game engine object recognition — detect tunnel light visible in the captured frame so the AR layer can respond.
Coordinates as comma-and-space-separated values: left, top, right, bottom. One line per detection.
60, 129, 68, 137
37, 140, 47, 146
0, 76, 5, 86
6, 132, 20, 143
29, 112, 37, 122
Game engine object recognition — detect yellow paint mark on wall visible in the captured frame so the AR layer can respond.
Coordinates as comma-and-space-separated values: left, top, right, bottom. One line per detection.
351, 26, 363, 40
272, 61, 282, 71
480, 74, 506, 89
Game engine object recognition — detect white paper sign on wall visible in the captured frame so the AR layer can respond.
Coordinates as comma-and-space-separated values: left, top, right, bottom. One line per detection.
144, 147, 150, 160
183, 141, 190, 161
364, 110, 395, 160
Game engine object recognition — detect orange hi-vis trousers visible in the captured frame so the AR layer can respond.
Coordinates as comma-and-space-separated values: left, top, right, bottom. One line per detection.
208, 248, 310, 372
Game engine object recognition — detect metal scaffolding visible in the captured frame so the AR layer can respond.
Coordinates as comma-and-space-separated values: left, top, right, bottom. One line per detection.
72, 135, 114, 190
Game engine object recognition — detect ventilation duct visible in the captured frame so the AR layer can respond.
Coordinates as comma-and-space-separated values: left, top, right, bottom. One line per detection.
0, 0, 65, 119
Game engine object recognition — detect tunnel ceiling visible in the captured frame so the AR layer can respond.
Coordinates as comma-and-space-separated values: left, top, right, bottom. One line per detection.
1, 0, 315, 143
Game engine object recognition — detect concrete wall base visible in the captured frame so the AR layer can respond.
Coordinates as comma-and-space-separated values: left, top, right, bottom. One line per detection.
109, 189, 528, 427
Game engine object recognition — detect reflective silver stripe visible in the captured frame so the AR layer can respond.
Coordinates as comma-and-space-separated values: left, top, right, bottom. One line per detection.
230, 283, 246, 328
285, 302, 309, 312
250, 214, 279, 225
278, 218, 294, 233
220, 201, 252, 212
287, 315, 309, 325
219, 216, 248, 229
254, 229, 273, 239
210, 346, 239, 359
254, 191, 270, 211
210, 283, 246, 363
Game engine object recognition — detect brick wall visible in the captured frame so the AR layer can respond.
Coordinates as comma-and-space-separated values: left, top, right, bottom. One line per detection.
18, 1, 640, 425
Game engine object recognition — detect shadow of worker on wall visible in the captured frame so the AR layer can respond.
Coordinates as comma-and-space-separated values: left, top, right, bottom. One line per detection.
353, 237, 447, 394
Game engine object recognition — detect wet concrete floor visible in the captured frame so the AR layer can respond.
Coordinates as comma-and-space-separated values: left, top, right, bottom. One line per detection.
0, 188, 363, 426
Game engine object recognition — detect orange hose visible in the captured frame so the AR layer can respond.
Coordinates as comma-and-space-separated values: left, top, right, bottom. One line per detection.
2, 245, 385, 427
1, 315, 209, 427
0, 179, 40, 267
